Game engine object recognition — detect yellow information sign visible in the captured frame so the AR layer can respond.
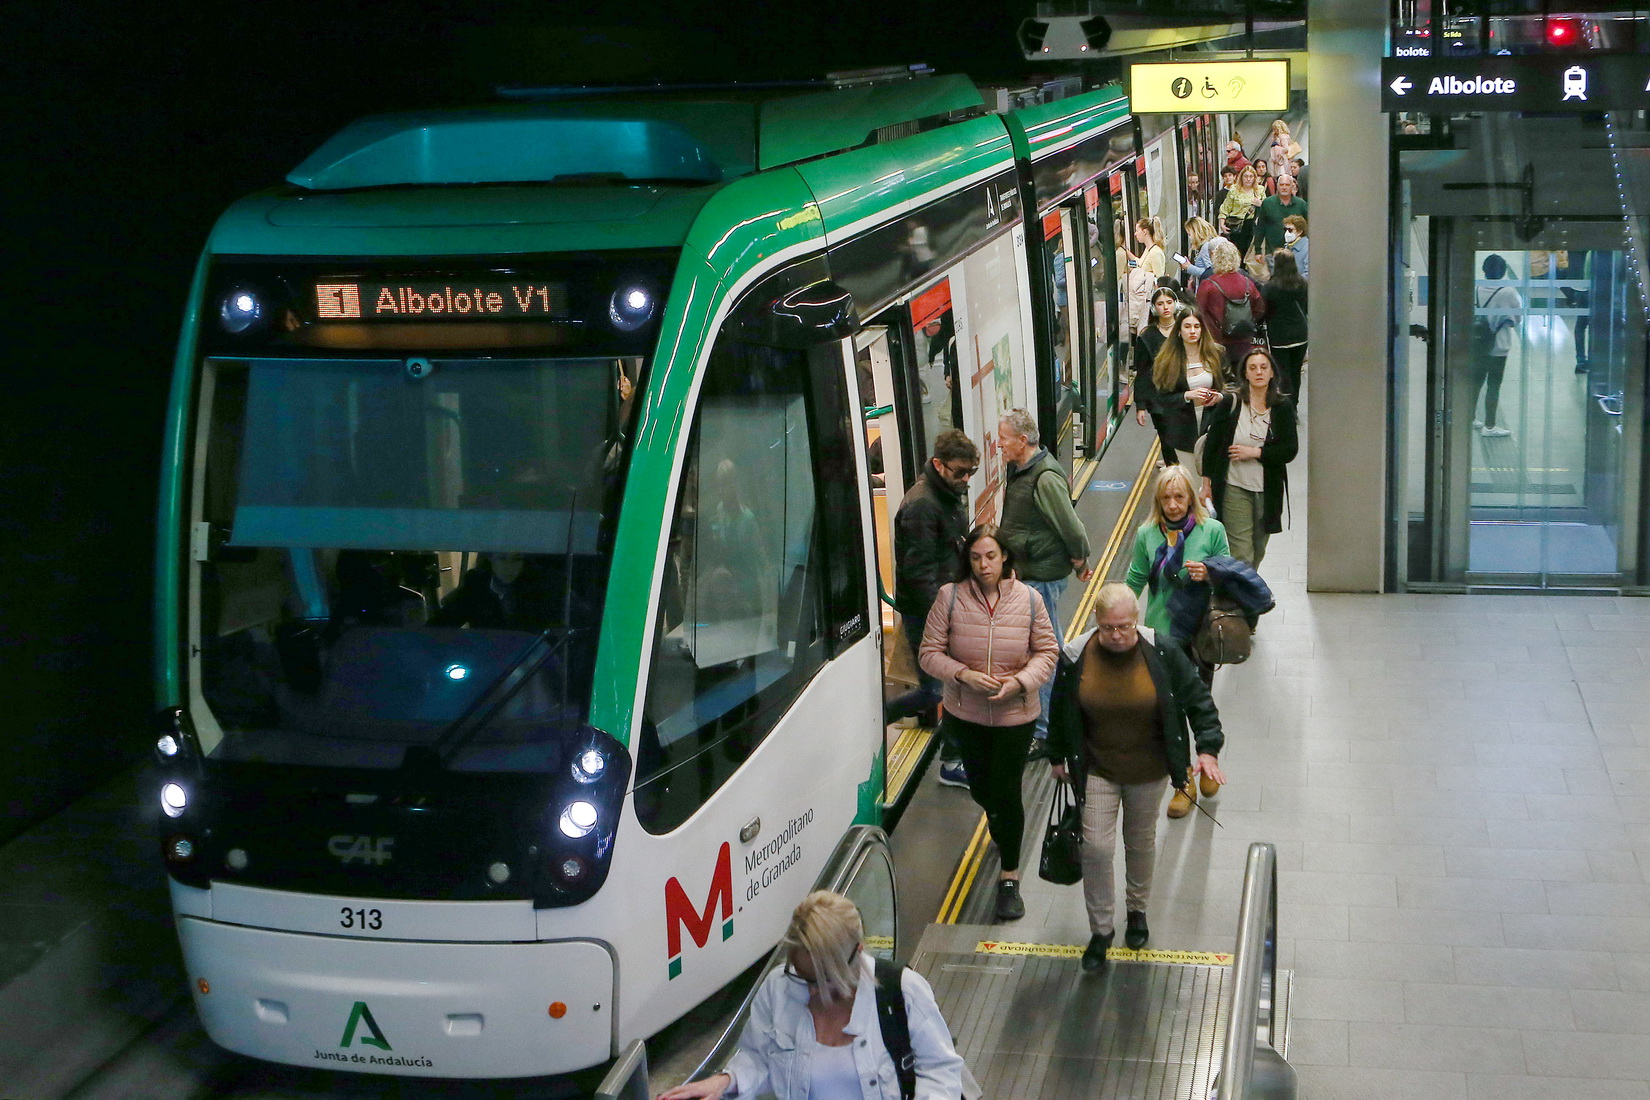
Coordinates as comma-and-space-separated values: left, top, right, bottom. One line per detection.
974, 940, 1233, 965
1128, 60, 1291, 114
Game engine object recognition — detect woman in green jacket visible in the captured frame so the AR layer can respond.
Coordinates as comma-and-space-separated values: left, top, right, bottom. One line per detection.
1126, 464, 1229, 816
1126, 463, 1229, 675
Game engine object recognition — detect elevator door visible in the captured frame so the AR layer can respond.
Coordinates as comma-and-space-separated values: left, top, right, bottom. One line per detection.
1435, 221, 1645, 588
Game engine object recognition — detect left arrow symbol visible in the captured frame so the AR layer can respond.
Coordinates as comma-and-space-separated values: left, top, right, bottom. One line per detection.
1390, 76, 1414, 95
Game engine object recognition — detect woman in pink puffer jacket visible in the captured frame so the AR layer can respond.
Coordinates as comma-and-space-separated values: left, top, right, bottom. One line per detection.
920, 524, 1060, 922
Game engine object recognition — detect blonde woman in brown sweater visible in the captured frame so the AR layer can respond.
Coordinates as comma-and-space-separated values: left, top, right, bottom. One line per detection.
1045, 583, 1226, 973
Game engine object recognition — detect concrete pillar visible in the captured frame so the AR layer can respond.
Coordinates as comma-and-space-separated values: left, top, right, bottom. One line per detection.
1306, 0, 1388, 591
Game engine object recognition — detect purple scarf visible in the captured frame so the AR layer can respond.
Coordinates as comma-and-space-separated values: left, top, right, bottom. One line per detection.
1150, 514, 1198, 592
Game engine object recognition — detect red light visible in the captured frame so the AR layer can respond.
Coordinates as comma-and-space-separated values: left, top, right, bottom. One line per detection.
1547, 18, 1580, 47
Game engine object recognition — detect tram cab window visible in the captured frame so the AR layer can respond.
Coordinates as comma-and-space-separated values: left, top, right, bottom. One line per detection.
636, 327, 866, 834
190, 354, 641, 772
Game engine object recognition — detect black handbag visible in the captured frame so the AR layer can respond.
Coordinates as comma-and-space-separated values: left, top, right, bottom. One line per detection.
1038, 779, 1083, 885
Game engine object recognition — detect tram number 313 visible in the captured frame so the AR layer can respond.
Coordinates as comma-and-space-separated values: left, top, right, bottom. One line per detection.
340, 907, 384, 931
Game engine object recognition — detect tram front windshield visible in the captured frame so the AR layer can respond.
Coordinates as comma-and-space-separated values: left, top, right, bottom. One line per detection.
192, 355, 641, 773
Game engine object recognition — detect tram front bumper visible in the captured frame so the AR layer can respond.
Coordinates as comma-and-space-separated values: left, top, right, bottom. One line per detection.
177, 917, 615, 1078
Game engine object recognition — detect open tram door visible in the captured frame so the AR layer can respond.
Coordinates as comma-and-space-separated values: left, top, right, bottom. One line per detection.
852, 302, 944, 821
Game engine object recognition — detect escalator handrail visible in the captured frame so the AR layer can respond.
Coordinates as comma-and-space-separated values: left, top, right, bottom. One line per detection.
686, 824, 897, 1083
1216, 841, 1284, 1099
596, 1038, 650, 1100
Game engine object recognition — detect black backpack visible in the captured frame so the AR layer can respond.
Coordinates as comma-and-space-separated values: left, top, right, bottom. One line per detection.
1219, 276, 1257, 339
1473, 285, 1507, 352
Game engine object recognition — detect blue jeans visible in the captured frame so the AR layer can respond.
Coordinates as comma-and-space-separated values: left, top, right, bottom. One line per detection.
886, 613, 943, 719
1023, 577, 1068, 740
885, 612, 961, 761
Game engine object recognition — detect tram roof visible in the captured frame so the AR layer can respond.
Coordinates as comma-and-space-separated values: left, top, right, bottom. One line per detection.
204, 77, 1132, 258
286, 75, 985, 191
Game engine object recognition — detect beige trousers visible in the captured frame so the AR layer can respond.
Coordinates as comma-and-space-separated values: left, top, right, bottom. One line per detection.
1081, 773, 1170, 937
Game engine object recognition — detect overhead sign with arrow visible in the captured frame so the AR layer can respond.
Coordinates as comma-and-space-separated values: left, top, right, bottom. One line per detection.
1381, 54, 1650, 112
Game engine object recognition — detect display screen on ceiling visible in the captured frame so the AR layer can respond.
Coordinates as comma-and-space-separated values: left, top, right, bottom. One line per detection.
314, 280, 570, 321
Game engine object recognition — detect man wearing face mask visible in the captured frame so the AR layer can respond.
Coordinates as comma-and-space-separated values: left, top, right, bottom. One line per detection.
1282, 216, 1309, 280
1254, 173, 1307, 261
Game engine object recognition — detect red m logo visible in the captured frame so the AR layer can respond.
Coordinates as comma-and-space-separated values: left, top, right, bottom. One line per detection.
665, 841, 733, 974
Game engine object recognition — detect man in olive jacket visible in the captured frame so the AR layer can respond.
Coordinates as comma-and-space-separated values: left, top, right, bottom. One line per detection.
888, 431, 979, 758
996, 409, 1092, 748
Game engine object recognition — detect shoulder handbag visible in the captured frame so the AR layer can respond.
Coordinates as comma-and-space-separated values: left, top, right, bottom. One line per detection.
873, 958, 983, 1100
1193, 593, 1252, 666
873, 959, 918, 1100
1038, 780, 1083, 885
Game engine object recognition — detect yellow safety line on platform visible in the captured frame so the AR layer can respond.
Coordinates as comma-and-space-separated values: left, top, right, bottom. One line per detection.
1066, 440, 1159, 641
937, 814, 990, 924
934, 439, 1159, 924
972, 941, 1234, 965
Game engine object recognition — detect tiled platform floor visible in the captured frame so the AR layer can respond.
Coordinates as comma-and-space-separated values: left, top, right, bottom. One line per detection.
1012, 424, 1650, 1098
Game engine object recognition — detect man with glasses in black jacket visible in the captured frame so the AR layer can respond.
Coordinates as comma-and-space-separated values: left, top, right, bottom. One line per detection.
887, 430, 979, 787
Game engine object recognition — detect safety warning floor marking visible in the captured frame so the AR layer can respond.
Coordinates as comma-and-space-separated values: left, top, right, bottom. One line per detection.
974, 941, 1234, 965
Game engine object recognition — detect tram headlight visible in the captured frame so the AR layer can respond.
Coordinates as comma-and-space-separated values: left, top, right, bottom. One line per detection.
157, 734, 180, 758
165, 836, 195, 862
218, 287, 267, 335
558, 800, 598, 838
572, 749, 606, 784
160, 782, 189, 819
608, 284, 655, 331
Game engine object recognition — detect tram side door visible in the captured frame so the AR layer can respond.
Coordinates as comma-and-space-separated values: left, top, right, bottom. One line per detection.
854, 318, 933, 806
1043, 206, 1086, 461
1426, 219, 1646, 588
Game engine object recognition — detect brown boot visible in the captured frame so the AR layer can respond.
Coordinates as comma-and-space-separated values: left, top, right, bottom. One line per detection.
1199, 773, 1221, 799
1167, 784, 1195, 818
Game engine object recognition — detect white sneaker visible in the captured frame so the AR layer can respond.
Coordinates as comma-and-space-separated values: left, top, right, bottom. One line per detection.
1472, 419, 1483, 429
1481, 425, 1511, 438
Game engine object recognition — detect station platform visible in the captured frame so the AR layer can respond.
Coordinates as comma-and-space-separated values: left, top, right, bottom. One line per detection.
6, 414, 1650, 1098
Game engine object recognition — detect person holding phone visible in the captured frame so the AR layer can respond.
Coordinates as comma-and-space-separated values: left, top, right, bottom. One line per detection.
1180, 217, 1221, 285
1133, 305, 1226, 471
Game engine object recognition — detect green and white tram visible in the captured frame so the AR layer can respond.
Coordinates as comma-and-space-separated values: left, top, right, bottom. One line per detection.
152, 73, 1212, 1078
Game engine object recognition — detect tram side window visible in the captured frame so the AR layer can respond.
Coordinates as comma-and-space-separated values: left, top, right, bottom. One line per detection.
635, 334, 861, 834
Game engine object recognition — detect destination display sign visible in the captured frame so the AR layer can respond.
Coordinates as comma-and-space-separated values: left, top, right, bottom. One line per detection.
313, 280, 570, 321
1128, 60, 1291, 115
1381, 55, 1650, 112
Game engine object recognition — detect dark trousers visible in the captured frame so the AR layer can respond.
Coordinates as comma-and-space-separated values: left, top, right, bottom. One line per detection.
1272, 342, 1307, 397
1149, 413, 1185, 467
1470, 351, 1509, 429
1228, 220, 1254, 258
886, 613, 959, 760
945, 715, 1035, 872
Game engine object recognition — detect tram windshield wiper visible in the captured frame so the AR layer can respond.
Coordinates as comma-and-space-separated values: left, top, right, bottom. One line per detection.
428, 627, 585, 769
